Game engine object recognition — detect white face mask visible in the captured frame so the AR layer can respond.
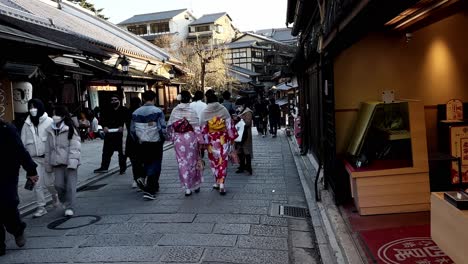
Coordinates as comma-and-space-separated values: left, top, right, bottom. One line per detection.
29, 108, 38, 117
52, 115, 63, 124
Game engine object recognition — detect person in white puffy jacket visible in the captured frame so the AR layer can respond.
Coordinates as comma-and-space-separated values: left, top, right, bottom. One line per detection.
20, 99, 58, 218
44, 105, 81, 217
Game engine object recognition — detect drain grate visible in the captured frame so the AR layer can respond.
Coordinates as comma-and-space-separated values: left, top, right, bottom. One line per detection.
280, 205, 310, 218
78, 184, 107, 192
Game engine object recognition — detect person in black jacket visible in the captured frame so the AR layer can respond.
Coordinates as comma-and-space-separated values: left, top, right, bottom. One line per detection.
268, 98, 281, 138
94, 95, 129, 174
0, 119, 38, 256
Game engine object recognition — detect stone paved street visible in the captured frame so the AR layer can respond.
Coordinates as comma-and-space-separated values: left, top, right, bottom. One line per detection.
3, 130, 320, 263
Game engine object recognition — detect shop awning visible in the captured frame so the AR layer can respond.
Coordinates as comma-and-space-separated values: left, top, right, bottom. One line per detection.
2, 61, 41, 78
0, 23, 79, 54
76, 59, 168, 81
275, 82, 298, 91
276, 98, 288, 106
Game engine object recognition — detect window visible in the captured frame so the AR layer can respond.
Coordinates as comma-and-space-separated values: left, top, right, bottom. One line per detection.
127, 24, 147, 35
232, 50, 247, 59
215, 25, 223, 33
195, 25, 210, 32
150, 22, 170, 34
252, 50, 263, 58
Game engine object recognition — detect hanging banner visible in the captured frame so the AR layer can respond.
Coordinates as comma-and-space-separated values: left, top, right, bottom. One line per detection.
0, 79, 14, 121
12, 81, 32, 114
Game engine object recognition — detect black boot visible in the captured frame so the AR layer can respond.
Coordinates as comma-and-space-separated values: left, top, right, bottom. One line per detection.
246, 155, 252, 175
236, 153, 245, 173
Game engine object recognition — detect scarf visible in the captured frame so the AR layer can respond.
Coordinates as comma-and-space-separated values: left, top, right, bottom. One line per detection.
168, 103, 199, 127
200, 102, 231, 124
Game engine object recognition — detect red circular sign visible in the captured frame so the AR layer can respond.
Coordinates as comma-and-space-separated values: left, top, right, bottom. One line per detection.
377, 237, 453, 264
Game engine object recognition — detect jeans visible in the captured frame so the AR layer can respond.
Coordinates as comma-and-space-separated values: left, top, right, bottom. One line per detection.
144, 160, 162, 195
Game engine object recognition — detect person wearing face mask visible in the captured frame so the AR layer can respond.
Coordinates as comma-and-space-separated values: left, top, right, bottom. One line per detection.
234, 97, 254, 175
44, 105, 81, 217
20, 99, 59, 218
94, 95, 129, 174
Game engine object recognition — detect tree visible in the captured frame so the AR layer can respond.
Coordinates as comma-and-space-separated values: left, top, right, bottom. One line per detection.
175, 37, 234, 92
65, 0, 109, 20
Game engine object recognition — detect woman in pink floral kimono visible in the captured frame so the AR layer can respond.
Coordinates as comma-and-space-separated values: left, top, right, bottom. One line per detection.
200, 89, 238, 195
168, 91, 204, 196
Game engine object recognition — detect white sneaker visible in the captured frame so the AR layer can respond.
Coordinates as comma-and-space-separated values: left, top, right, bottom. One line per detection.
33, 207, 47, 218
132, 181, 138, 188
64, 209, 74, 217
185, 189, 192, 196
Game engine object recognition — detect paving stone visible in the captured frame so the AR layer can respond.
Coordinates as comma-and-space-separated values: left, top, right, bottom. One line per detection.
213, 224, 251, 234
236, 206, 269, 215
291, 231, 315, 249
237, 235, 288, 250
231, 199, 271, 207
75, 246, 164, 262
144, 223, 214, 234
128, 213, 195, 223
292, 246, 319, 264
96, 214, 132, 224
65, 223, 111, 236
0, 248, 77, 263
5, 235, 88, 249
79, 234, 163, 247
288, 218, 312, 231
25, 226, 68, 237
260, 216, 288, 226
194, 214, 260, 224
158, 234, 237, 246
160, 247, 204, 262
251, 225, 288, 237
203, 247, 289, 264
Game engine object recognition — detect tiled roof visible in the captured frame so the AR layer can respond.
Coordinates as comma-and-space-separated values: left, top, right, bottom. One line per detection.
189, 12, 229, 26
236, 32, 284, 45
255, 28, 297, 43
226, 40, 256, 49
228, 69, 252, 84
9, 0, 170, 61
228, 65, 261, 77
0, 15, 109, 58
118, 9, 187, 25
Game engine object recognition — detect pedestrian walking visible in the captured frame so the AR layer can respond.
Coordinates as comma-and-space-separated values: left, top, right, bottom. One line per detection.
200, 89, 238, 195
168, 91, 204, 196
190, 90, 207, 119
268, 98, 281, 137
130, 91, 167, 200
190, 90, 207, 158
125, 97, 143, 189
235, 97, 254, 175
254, 97, 268, 137
44, 105, 81, 217
0, 119, 38, 256
94, 95, 129, 174
221, 90, 236, 115
20, 99, 59, 218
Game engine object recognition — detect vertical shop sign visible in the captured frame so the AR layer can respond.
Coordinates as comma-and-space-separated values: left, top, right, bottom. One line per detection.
0, 79, 14, 121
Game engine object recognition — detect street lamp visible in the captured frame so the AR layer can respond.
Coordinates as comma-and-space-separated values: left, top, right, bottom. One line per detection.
120, 56, 130, 74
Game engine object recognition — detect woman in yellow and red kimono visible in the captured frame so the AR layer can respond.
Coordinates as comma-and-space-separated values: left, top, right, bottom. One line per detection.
200, 89, 238, 195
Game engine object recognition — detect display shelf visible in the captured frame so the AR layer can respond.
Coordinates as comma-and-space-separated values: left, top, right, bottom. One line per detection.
345, 100, 430, 215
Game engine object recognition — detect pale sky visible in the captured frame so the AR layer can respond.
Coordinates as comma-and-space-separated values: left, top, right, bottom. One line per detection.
90, 0, 288, 31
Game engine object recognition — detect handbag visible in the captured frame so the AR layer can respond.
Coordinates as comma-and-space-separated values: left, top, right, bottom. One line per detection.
173, 118, 194, 133
234, 119, 245, 142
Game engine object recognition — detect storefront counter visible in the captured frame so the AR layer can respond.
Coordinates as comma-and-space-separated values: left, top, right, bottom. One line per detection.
431, 192, 468, 264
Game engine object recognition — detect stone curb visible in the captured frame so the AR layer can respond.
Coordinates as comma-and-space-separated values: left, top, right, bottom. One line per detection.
287, 137, 364, 264
19, 143, 174, 217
